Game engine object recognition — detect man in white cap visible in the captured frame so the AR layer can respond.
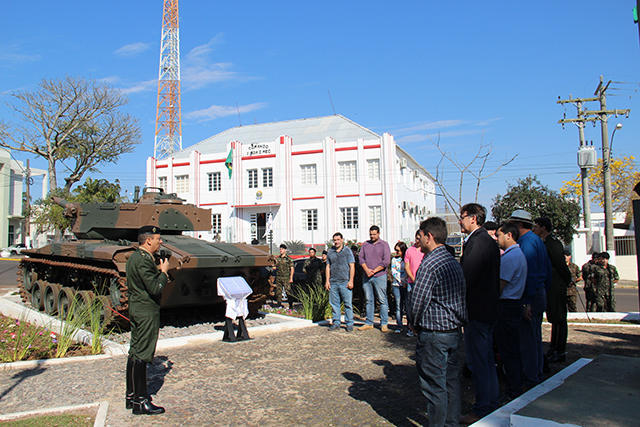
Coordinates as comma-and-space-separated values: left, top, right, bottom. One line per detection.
509, 210, 551, 389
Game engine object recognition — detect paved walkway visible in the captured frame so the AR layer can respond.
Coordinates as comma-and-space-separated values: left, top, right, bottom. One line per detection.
0, 324, 427, 426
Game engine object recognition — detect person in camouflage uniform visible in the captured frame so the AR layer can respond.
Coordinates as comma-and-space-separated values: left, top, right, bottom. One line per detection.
581, 253, 599, 312
564, 249, 581, 312
592, 252, 620, 312
274, 244, 294, 307
302, 247, 323, 287
125, 225, 168, 415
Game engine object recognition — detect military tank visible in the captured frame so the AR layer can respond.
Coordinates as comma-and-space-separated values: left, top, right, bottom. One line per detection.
17, 188, 275, 325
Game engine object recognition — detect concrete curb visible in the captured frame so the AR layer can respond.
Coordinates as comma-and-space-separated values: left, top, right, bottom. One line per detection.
0, 400, 109, 427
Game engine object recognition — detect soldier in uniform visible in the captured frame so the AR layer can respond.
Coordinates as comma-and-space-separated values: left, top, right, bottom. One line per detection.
125, 225, 168, 415
564, 249, 581, 312
581, 253, 599, 312
593, 252, 620, 312
302, 248, 323, 288
273, 244, 293, 307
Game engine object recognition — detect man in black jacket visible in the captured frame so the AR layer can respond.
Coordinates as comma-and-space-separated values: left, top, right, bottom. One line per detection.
458, 203, 501, 425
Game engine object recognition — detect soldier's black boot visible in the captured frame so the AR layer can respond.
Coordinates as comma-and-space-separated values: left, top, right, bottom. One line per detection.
132, 359, 165, 415
125, 358, 134, 409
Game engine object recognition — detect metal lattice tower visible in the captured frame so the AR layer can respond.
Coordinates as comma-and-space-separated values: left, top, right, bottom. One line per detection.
154, 0, 182, 160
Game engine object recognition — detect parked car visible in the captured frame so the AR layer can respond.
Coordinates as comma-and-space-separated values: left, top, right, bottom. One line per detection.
1, 243, 27, 257
445, 235, 463, 257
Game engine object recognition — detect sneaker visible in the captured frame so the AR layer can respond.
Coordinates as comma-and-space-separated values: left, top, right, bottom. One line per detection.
395, 328, 402, 334
381, 325, 389, 332
346, 325, 354, 332
328, 323, 340, 331
358, 324, 374, 331
406, 330, 416, 337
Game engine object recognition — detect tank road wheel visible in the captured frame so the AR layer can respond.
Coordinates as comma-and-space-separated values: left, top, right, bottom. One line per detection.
57, 287, 76, 318
21, 263, 37, 291
75, 290, 95, 311
31, 280, 46, 311
96, 296, 114, 326
43, 283, 62, 315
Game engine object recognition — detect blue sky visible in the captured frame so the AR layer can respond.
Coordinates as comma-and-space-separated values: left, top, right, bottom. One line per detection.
2, 1, 639, 211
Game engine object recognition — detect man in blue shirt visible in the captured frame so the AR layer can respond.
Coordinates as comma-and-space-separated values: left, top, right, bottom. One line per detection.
409, 217, 467, 427
510, 209, 551, 389
326, 232, 355, 331
495, 222, 528, 402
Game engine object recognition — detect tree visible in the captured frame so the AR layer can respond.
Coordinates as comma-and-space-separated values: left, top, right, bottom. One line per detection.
32, 178, 123, 238
429, 133, 517, 216
492, 175, 581, 244
560, 156, 640, 217
0, 75, 141, 192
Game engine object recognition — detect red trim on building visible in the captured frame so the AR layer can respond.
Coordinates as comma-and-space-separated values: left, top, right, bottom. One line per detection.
233, 203, 282, 208
364, 144, 381, 149
335, 146, 357, 152
200, 202, 228, 206
200, 158, 226, 164
292, 149, 323, 156
172, 162, 189, 167
241, 154, 276, 161
365, 192, 383, 196
292, 196, 325, 201
336, 194, 358, 198
280, 136, 285, 144
156, 164, 168, 169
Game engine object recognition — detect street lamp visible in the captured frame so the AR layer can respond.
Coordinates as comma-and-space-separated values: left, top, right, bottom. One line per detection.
602, 122, 622, 260
609, 123, 623, 162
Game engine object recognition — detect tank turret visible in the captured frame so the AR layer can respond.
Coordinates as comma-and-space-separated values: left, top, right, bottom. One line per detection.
53, 188, 212, 240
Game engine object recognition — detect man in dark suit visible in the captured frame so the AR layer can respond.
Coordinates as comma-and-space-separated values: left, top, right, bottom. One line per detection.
458, 203, 501, 425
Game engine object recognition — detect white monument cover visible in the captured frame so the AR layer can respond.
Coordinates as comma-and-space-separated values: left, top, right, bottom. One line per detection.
217, 276, 253, 318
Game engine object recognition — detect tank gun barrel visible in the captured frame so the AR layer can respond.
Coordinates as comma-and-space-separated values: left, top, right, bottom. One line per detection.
52, 197, 79, 217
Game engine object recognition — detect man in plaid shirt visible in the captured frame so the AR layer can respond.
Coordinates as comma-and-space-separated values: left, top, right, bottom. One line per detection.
409, 217, 467, 427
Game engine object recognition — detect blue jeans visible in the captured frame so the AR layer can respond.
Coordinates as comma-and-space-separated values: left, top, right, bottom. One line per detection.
519, 287, 546, 387
464, 319, 499, 417
329, 282, 354, 326
495, 299, 523, 399
416, 329, 462, 427
363, 275, 388, 326
392, 286, 407, 328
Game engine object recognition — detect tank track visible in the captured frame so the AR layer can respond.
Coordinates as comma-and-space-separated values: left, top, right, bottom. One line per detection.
17, 257, 129, 318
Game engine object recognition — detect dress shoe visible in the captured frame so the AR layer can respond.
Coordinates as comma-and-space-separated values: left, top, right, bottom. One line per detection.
381, 325, 389, 332
547, 352, 566, 363
358, 324, 374, 331
459, 412, 481, 425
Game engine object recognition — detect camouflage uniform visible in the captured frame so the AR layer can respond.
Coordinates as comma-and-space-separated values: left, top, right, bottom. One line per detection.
303, 256, 323, 287
274, 253, 293, 305
591, 264, 619, 312
581, 261, 597, 312
567, 262, 581, 312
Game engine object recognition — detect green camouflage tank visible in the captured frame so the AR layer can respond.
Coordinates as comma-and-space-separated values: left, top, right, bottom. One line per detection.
17, 188, 275, 325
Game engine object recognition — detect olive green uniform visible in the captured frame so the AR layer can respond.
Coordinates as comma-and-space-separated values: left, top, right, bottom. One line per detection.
567, 262, 581, 312
581, 261, 596, 312
303, 257, 323, 287
591, 264, 619, 312
274, 254, 293, 305
126, 248, 168, 363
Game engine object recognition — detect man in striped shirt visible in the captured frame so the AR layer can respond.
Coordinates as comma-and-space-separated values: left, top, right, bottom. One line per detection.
409, 217, 467, 427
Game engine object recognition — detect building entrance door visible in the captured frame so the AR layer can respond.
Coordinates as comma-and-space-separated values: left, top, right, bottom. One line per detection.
250, 212, 268, 244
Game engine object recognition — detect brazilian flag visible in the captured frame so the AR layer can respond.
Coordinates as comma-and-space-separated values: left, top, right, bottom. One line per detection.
225, 148, 233, 179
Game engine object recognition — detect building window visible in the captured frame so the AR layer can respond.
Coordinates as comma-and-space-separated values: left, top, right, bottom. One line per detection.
262, 168, 273, 188
340, 207, 359, 229
175, 175, 189, 193
158, 176, 167, 191
369, 206, 381, 227
367, 159, 380, 181
208, 172, 221, 191
615, 236, 636, 256
301, 164, 317, 185
339, 161, 357, 182
212, 213, 222, 234
248, 169, 258, 188
302, 209, 318, 231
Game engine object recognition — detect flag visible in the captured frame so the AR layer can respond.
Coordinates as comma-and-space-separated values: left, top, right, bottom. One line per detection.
263, 213, 273, 238
225, 148, 233, 179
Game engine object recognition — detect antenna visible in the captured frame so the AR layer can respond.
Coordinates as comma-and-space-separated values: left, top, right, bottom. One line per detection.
236, 102, 242, 126
327, 89, 336, 115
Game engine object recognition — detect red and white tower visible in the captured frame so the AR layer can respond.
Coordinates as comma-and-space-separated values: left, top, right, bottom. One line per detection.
154, 0, 182, 160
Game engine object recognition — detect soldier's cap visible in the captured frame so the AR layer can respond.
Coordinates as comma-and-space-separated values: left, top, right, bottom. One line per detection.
139, 225, 161, 236
600, 251, 610, 260
279, 244, 287, 250
563, 249, 571, 257
322, 250, 328, 255
592, 252, 600, 259
308, 247, 316, 253
509, 209, 533, 224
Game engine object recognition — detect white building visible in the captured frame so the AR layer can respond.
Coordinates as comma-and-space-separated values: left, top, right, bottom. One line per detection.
0, 148, 47, 249
146, 115, 436, 249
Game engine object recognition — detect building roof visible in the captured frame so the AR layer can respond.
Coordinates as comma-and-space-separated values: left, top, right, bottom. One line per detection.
174, 114, 380, 159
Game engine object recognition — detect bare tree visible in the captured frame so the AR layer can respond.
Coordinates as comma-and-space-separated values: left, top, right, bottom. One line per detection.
0, 75, 141, 191
429, 133, 517, 216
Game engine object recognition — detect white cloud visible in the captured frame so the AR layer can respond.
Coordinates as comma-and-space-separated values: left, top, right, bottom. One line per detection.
119, 79, 157, 94
186, 102, 267, 122
394, 119, 466, 134
114, 42, 152, 56
185, 35, 224, 64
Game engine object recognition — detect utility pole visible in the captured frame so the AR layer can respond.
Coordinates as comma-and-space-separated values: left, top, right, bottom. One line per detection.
24, 159, 31, 247
557, 96, 598, 252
